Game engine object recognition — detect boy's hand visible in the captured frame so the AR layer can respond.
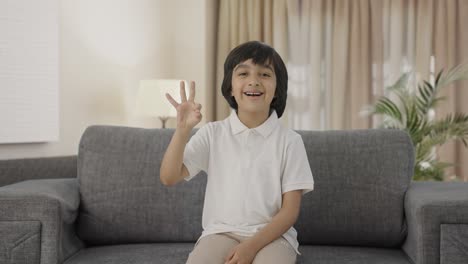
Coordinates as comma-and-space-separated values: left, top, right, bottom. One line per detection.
165, 81, 202, 130
224, 241, 258, 264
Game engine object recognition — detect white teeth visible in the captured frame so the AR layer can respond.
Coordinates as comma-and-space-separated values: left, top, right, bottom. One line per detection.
244, 92, 263, 96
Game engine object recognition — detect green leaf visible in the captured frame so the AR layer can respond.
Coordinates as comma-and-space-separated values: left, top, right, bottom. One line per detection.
365, 63, 468, 181
435, 69, 443, 86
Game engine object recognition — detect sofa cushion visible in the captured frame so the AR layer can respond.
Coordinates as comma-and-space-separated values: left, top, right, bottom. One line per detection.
297, 245, 412, 264
63, 243, 193, 264
63, 244, 412, 264
77, 126, 206, 245
295, 129, 413, 247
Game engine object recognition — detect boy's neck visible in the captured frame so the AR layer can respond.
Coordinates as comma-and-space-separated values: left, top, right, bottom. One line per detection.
236, 109, 270, 129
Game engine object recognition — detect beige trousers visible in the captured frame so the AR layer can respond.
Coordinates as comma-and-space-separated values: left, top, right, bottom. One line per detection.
186, 232, 297, 264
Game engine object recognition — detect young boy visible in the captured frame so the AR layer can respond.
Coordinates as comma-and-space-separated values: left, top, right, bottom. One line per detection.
160, 41, 314, 264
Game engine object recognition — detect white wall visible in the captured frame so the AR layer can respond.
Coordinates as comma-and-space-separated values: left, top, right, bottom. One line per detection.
0, 0, 60, 144
0, 0, 216, 159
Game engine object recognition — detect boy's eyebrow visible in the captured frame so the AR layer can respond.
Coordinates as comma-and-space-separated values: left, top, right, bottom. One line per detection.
234, 63, 274, 72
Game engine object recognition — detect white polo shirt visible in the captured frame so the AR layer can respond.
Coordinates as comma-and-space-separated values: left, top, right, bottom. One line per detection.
183, 110, 314, 254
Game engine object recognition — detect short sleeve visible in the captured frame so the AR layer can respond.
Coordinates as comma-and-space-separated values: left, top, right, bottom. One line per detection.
281, 134, 314, 195
183, 124, 210, 181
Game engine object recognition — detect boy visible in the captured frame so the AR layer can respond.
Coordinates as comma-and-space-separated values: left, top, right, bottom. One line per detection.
160, 41, 314, 264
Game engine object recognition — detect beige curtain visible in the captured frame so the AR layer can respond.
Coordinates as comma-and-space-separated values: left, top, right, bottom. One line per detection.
432, 0, 468, 181
214, 0, 289, 121
288, 0, 459, 131
286, 0, 373, 130
285, 0, 468, 180
215, 0, 468, 180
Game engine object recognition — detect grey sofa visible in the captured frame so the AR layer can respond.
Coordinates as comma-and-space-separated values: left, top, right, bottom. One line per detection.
1, 125, 467, 264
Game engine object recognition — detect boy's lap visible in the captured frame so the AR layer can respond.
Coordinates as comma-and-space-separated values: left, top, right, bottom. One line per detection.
186, 233, 296, 264
186, 233, 239, 264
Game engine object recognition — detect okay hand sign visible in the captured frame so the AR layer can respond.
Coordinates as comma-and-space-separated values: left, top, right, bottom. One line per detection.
165, 81, 202, 130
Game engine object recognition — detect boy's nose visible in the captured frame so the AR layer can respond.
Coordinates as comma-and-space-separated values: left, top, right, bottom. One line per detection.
248, 80, 260, 86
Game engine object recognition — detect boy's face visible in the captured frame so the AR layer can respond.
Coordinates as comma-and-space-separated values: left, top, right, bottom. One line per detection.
231, 59, 276, 115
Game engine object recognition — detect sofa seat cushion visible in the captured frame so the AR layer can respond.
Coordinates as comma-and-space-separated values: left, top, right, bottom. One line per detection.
64, 243, 411, 264
64, 243, 194, 264
297, 245, 412, 264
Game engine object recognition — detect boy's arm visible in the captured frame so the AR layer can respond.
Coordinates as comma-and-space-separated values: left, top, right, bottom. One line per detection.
247, 190, 302, 251
159, 128, 191, 186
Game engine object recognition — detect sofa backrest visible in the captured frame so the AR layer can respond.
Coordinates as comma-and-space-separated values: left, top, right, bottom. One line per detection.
77, 125, 414, 247
295, 129, 414, 247
77, 126, 206, 245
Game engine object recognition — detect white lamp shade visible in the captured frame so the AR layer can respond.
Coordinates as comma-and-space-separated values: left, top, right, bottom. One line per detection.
136, 79, 187, 117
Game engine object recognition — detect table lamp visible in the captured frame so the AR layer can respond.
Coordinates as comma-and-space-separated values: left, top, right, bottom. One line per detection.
136, 79, 185, 128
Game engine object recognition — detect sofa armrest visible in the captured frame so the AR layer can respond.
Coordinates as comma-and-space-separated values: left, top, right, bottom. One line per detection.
403, 181, 468, 264
0, 155, 77, 187
0, 179, 84, 264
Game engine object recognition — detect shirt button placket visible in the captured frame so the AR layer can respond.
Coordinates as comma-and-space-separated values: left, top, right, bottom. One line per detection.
242, 132, 249, 166
242, 131, 253, 219
247, 130, 256, 154
240, 131, 251, 220
245, 132, 254, 176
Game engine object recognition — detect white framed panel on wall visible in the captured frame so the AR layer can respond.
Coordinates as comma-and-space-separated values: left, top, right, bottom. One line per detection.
0, 0, 59, 143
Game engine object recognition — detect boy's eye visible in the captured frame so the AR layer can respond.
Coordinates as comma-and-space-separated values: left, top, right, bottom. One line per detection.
238, 72, 247, 76
262, 73, 271, 77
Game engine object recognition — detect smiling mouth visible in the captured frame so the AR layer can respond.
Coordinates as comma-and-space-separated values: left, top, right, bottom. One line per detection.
243, 92, 264, 97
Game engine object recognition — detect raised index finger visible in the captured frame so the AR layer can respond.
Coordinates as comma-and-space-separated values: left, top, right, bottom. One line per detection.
188, 81, 195, 102
165, 93, 179, 108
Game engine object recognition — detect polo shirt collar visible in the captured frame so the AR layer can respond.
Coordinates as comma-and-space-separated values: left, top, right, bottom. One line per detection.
229, 110, 279, 138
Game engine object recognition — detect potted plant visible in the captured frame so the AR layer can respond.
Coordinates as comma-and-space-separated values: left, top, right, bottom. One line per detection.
363, 64, 468, 181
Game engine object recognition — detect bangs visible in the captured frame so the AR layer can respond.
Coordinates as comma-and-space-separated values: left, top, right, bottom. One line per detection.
225, 42, 275, 72
248, 49, 274, 68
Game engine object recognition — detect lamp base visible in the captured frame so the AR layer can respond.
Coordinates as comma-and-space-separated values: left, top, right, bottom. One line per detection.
159, 116, 170, 128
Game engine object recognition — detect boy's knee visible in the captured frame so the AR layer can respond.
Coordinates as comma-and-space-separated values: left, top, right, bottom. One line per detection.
252, 238, 297, 264
186, 234, 238, 264
253, 254, 296, 264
